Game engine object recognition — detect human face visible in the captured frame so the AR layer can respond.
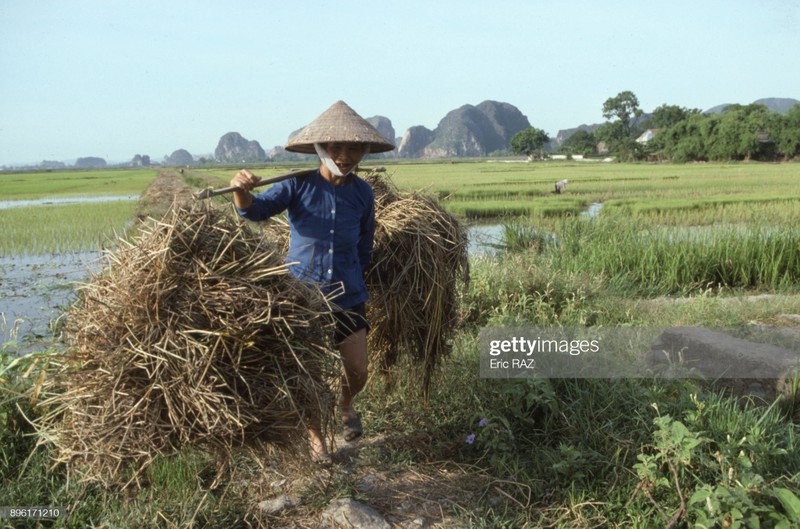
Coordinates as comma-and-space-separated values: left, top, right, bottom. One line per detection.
324, 142, 366, 177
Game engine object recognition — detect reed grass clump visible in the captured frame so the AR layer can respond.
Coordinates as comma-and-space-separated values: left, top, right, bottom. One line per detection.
362, 172, 469, 397
35, 205, 339, 484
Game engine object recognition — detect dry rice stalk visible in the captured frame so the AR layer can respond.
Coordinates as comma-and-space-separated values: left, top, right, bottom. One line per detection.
362, 171, 469, 398
35, 204, 339, 484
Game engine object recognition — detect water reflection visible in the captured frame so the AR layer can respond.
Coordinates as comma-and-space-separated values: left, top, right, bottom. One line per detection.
583, 202, 603, 219
0, 195, 138, 210
467, 224, 505, 256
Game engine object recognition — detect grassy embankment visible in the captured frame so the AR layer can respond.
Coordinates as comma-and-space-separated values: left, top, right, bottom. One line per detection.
2, 161, 800, 527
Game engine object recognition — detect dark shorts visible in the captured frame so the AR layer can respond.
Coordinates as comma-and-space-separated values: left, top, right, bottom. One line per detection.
333, 303, 370, 344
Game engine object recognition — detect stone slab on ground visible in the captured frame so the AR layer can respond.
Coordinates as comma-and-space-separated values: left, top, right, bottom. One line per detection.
318, 498, 391, 529
649, 326, 800, 400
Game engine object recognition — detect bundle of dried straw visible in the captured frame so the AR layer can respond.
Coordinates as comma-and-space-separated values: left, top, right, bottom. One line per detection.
362, 172, 469, 397
36, 205, 338, 483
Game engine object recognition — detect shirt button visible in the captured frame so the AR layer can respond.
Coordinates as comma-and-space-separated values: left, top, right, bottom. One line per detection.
331, 209, 336, 214
330, 229, 334, 234
327, 269, 332, 275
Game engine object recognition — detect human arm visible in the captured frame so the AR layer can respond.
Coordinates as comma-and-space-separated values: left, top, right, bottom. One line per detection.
231, 169, 296, 221
229, 169, 260, 210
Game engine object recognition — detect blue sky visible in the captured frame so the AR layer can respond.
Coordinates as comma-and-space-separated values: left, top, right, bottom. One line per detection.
1, 0, 798, 166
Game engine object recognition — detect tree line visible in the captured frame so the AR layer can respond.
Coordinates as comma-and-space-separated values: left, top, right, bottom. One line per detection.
511, 91, 800, 162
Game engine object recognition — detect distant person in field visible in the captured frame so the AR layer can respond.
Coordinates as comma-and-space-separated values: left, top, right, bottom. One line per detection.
229, 100, 394, 465
555, 179, 568, 194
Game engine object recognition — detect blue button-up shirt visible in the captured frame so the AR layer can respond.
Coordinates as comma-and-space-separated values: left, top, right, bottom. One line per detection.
236, 170, 375, 309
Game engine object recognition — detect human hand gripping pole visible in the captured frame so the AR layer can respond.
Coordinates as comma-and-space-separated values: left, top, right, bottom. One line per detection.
193, 168, 317, 200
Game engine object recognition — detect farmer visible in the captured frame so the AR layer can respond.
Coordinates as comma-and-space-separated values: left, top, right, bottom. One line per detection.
229, 100, 394, 464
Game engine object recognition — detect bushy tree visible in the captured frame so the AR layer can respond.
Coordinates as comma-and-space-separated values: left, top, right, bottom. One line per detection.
602, 91, 643, 135
594, 120, 642, 161
597, 92, 800, 163
658, 103, 796, 162
597, 91, 648, 161
708, 104, 780, 161
650, 104, 701, 129
560, 130, 597, 157
510, 127, 550, 159
777, 104, 800, 159
659, 113, 711, 162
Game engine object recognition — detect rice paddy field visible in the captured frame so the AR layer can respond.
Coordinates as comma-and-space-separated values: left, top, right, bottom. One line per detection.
195, 160, 800, 223
386, 160, 800, 222
3, 161, 799, 257
2, 160, 800, 528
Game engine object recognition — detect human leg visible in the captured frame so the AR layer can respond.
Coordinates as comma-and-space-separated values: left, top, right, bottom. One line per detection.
339, 328, 367, 441
307, 415, 331, 465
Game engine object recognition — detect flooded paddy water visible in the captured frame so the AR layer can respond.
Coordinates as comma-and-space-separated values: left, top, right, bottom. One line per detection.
0, 252, 101, 347
0, 195, 136, 348
0, 195, 138, 210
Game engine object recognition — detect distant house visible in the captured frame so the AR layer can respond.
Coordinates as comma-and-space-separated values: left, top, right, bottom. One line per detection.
636, 129, 659, 144
596, 141, 609, 154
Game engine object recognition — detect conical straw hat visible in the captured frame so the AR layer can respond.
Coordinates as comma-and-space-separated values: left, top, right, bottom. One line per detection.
285, 100, 395, 154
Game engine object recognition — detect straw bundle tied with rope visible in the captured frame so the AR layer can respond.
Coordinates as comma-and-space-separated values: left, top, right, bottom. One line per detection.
36, 205, 339, 483
361, 172, 469, 397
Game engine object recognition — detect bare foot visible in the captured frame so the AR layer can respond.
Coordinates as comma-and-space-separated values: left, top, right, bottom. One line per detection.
308, 428, 332, 466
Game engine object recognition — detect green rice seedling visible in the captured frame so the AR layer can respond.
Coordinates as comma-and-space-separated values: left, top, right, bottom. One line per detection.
435, 162, 796, 222
197, 162, 800, 223
445, 200, 538, 219
0, 168, 156, 200
0, 201, 137, 256
619, 197, 800, 227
